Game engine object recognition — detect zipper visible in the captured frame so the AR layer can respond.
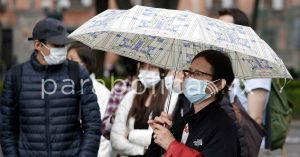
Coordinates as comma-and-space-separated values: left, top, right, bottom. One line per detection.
44, 66, 51, 157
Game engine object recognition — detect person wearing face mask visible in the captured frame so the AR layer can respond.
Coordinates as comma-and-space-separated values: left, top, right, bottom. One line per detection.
164, 70, 193, 125
144, 50, 240, 157
110, 63, 178, 157
0, 18, 101, 157
67, 42, 112, 157
163, 70, 183, 114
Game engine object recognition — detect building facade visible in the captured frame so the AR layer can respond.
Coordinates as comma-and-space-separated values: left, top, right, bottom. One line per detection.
0, 0, 299, 78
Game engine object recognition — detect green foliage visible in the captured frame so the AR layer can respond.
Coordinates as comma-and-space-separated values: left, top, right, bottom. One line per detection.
95, 76, 126, 90
285, 80, 300, 119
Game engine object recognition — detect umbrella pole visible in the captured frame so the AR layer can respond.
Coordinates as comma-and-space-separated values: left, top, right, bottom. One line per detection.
165, 51, 182, 114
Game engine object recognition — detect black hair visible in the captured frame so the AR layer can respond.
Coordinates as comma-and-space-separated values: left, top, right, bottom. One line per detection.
122, 57, 139, 78
68, 42, 95, 74
192, 50, 235, 101
127, 63, 168, 126
218, 8, 250, 27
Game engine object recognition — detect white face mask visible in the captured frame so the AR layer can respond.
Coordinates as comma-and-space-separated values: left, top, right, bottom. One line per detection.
41, 43, 67, 65
164, 75, 182, 93
138, 70, 161, 88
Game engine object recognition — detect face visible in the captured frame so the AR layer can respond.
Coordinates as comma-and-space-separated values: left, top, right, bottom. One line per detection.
166, 70, 184, 89
167, 70, 184, 80
67, 48, 84, 65
218, 15, 234, 23
105, 52, 119, 64
183, 56, 227, 97
140, 63, 159, 73
184, 57, 213, 81
184, 57, 218, 96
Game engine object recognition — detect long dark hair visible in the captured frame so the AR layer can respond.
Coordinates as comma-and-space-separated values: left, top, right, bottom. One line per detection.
192, 50, 235, 101
127, 64, 168, 125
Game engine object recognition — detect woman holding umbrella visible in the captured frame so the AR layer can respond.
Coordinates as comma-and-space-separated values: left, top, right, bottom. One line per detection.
144, 50, 240, 157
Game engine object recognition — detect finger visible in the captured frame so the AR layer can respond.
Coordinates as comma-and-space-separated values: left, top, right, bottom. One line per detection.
148, 119, 163, 126
160, 116, 172, 127
155, 115, 172, 127
161, 112, 171, 120
154, 139, 161, 145
153, 134, 157, 139
152, 123, 166, 131
161, 112, 173, 122
154, 116, 165, 125
153, 127, 162, 135
148, 120, 159, 130
148, 119, 155, 125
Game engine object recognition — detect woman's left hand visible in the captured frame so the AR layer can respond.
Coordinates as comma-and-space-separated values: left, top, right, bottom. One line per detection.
151, 123, 176, 150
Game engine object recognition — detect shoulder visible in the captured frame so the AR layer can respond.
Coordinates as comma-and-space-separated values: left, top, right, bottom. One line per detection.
5, 62, 29, 79
66, 60, 89, 79
122, 90, 136, 102
244, 78, 272, 91
78, 64, 90, 79
211, 104, 236, 131
92, 78, 110, 93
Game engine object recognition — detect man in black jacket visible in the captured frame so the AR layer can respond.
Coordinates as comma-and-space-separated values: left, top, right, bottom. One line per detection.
1, 18, 101, 157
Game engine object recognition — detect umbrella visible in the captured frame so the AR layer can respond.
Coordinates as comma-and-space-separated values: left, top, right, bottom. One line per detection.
68, 5, 292, 79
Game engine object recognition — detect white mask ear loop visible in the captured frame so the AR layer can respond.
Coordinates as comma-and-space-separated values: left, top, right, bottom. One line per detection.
39, 42, 49, 57
206, 79, 221, 96
41, 42, 50, 50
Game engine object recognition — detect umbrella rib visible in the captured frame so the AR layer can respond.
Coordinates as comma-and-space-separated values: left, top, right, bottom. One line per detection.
166, 39, 180, 113
163, 38, 176, 69
235, 51, 247, 79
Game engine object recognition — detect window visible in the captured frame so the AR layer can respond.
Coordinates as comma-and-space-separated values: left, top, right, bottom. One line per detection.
0, 27, 13, 78
272, 0, 284, 10
222, 0, 234, 8
293, 17, 300, 49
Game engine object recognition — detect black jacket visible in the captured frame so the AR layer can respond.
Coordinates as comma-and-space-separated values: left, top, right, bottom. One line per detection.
1, 52, 101, 157
145, 101, 240, 157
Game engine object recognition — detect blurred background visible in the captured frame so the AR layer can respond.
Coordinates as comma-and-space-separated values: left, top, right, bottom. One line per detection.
0, 0, 299, 156
1, 0, 299, 115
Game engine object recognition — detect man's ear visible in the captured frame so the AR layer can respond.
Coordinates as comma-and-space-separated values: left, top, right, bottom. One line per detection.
34, 41, 42, 52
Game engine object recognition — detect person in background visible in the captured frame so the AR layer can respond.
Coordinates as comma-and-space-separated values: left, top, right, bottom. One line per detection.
110, 63, 178, 156
144, 50, 239, 157
101, 57, 139, 141
103, 52, 123, 79
164, 70, 192, 125
67, 42, 112, 157
1, 18, 100, 157
218, 8, 272, 126
164, 70, 184, 114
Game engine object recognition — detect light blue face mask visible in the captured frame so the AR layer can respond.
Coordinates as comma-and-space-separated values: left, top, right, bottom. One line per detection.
183, 77, 219, 104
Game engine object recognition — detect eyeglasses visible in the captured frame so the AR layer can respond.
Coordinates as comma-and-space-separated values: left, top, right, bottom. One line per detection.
183, 69, 213, 78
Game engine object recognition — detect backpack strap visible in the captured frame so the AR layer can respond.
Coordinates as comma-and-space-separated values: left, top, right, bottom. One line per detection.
68, 60, 81, 120
11, 64, 23, 105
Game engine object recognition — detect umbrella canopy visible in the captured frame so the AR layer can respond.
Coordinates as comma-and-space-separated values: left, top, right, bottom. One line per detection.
69, 5, 292, 79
